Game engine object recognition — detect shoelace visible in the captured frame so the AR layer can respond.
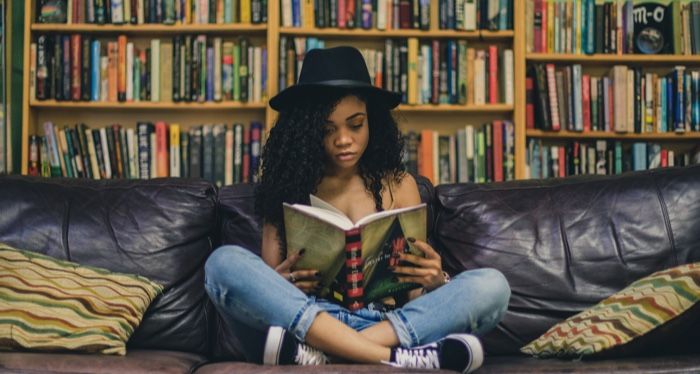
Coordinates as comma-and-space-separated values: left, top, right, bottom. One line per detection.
294, 343, 329, 365
389, 346, 440, 369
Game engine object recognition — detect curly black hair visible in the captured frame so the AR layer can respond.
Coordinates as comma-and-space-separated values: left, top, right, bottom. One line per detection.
255, 88, 406, 251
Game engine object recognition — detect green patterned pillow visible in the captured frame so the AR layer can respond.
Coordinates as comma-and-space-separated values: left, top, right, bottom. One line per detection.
521, 262, 700, 358
0, 243, 163, 355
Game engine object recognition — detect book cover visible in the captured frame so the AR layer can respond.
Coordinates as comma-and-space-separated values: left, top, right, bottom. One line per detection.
284, 195, 427, 310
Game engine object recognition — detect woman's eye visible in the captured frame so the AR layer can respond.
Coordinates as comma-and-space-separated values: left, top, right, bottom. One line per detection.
351, 123, 364, 129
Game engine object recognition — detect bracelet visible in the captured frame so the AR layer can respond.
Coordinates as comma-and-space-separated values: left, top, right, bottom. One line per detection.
442, 271, 451, 285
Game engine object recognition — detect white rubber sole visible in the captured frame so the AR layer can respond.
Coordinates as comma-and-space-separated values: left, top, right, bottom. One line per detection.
446, 334, 484, 374
263, 326, 285, 365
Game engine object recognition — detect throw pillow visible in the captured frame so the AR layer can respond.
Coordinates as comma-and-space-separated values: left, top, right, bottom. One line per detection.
521, 262, 700, 358
0, 243, 163, 355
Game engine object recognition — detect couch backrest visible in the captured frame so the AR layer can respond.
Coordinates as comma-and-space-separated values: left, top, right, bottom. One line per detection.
212, 174, 436, 360
0, 176, 219, 355
433, 165, 700, 355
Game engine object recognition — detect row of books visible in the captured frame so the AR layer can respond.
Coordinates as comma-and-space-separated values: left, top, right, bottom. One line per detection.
527, 138, 700, 179
281, 0, 513, 31
527, 64, 700, 134
280, 37, 513, 105
29, 121, 264, 186
403, 121, 515, 185
526, 0, 700, 55
36, 0, 268, 25
31, 34, 267, 103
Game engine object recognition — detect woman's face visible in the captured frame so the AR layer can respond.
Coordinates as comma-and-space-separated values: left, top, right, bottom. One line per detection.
322, 95, 369, 175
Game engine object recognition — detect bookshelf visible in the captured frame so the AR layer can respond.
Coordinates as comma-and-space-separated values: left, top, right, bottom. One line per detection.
19, 1, 698, 181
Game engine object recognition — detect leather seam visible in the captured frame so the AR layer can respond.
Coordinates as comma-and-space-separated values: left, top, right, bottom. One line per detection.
653, 177, 678, 266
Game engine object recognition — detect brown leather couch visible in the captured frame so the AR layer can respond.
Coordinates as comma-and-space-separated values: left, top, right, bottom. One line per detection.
1, 165, 699, 373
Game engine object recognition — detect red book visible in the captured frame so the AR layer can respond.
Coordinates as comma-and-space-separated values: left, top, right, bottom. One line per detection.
71, 34, 82, 101
108, 42, 119, 102
582, 74, 591, 132
489, 45, 499, 104
661, 149, 668, 167
155, 121, 169, 178
526, 77, 535, 129
559, 147, 566, 177
338, 0, 347, 27
541, 0, 547, 52
242, 127, 250, 183
493, 121, 504, 182
431, 40, 440, 104
419, 130, 434, 185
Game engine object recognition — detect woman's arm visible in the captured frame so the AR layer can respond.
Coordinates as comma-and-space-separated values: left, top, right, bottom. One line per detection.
261, 222, 283, 268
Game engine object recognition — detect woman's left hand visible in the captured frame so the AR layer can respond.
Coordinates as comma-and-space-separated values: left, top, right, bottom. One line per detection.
392, 238, 447, 293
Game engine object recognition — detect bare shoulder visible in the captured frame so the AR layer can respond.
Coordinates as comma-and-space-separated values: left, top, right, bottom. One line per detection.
389, 172, 422, 208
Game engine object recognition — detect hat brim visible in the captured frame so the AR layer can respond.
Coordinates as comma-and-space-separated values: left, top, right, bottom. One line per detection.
269, 83, 402, 112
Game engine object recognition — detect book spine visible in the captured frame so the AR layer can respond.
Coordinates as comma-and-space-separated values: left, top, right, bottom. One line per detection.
344, 228, 364, 312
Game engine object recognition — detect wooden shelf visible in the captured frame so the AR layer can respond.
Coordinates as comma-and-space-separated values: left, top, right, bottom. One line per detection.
527, 129, 700, 141
527, 53, 700, 65
31, 23, 267, 34
397, 104, 513, 113
30, 100, 267, 110
280, 27, 514, 40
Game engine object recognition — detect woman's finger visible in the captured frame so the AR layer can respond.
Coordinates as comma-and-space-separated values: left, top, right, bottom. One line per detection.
398, 253, 431, 267
275, 248, 306, 273
394, 275, 426, 285
293, 269, 321, 280
392, 266, 438, 277
408, 239, 441, 260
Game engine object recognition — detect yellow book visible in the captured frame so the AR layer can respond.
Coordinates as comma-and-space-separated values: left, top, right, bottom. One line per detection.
407, 38, 418, 105
284, 195, 427, 309
576, 0, 582, 54
160, 40, 173, 103
170, 124, 181, 177
466, 48, 475, 105
303, 0, 315, 28
240, 0, 251, 23
547, 0, 554, 54
185, 0, 192, 23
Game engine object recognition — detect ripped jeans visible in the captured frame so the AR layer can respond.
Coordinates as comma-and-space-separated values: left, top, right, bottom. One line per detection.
204, 245, 510, 362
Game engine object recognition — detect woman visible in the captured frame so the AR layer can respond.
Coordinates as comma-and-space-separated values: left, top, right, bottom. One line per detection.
204, 46, 510, 373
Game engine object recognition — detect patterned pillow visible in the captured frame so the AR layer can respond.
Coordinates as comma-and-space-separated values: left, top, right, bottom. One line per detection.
521, 262, 700, 358
0, 243, 163, 355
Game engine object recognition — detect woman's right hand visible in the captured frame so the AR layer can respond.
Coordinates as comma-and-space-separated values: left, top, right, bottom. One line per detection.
275, 249, 321, 294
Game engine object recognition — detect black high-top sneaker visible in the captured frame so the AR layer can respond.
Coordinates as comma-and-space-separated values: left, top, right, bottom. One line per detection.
384, 334, 484, 373
263, 326, 330, 366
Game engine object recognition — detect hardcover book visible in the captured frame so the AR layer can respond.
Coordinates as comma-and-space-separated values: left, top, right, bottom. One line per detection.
284, 195, 427, 311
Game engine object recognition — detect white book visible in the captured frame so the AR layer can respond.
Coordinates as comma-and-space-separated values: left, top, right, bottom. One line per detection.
99, 128, 112, 179
150, 132, 157, 178
253, 47, 262, 103
474, 51, 486, 105
214, 38, 222, 102
573, 64, 583, 131
551, 146, 559, 177
465, 125, 475, 182
668, 151, 675, 167
432, 132, 439, 184
421, 45, 431, 104
233, 124, 242, 179
503, 49, 513, 105
456, 0, 465, 29
151, 39, 161, 102
30, 43, 37, 102
126, 42, 134, 101
464, 0, 476, 30
377, 0, 387, 30
170, 124, 181, 177
112, 0, 124, 24
85, 129, 101, 180
282, 0, 293, 26
137, 0, 145, 24
126, 128, 139, 179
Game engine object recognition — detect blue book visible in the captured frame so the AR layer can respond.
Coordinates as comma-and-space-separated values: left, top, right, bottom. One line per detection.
362, 0, 372, 29
585, 0, 595, 54
224, 0, 233, 23
632, 142, 647, 171
292, 0, 300, 27
206, 46, 214, 101
660, 77, 667, 132
261, 48, 267, 99
693, 73, 700, 131
498, 0, 508, 30
91, 40, 101, 101
529, 139, 541, 179
674, 67, 685, 133
614, 141, 622, 174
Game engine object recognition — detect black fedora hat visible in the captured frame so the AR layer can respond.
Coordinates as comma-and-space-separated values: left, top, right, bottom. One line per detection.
269, 46, 401, 111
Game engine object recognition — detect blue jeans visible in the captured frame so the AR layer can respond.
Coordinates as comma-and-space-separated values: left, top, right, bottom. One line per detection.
204, 245, 510, 362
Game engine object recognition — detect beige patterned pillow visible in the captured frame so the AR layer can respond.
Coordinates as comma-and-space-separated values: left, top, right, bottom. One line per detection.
521, 262, 700, 358
0, 243, 163, 355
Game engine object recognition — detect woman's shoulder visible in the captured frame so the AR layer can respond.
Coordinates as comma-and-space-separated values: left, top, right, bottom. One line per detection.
386, 172, 421, 208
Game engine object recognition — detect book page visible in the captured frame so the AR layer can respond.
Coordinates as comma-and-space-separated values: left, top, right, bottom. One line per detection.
283, 204, 348, 291
355, 203, 427, 227
284, 202, 354, 230
309, 194, 347, 216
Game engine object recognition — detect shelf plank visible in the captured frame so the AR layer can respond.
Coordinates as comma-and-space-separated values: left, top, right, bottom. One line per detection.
30, 100, 267, 110
527, 53, 700, 65
397, 104, 514, 113
31, 23, 267, 34
279, 27, 514, 40
527, 129, 700, 140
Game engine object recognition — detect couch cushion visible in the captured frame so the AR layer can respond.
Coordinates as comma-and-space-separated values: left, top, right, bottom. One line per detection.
433, 166, 700, 355
194, 362, 454, 373
0, 176, 218, 355
521, 262, 700, 358
478, 354, 700, 373
0, 243, 163, 355
0, 350, 207, 374
212, 174, 436, 361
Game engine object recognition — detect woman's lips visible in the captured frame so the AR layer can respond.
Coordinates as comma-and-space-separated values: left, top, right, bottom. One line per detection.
336, 152, 356, 161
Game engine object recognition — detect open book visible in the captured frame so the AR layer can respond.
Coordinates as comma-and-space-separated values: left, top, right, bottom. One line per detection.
283, 195, 427, 311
